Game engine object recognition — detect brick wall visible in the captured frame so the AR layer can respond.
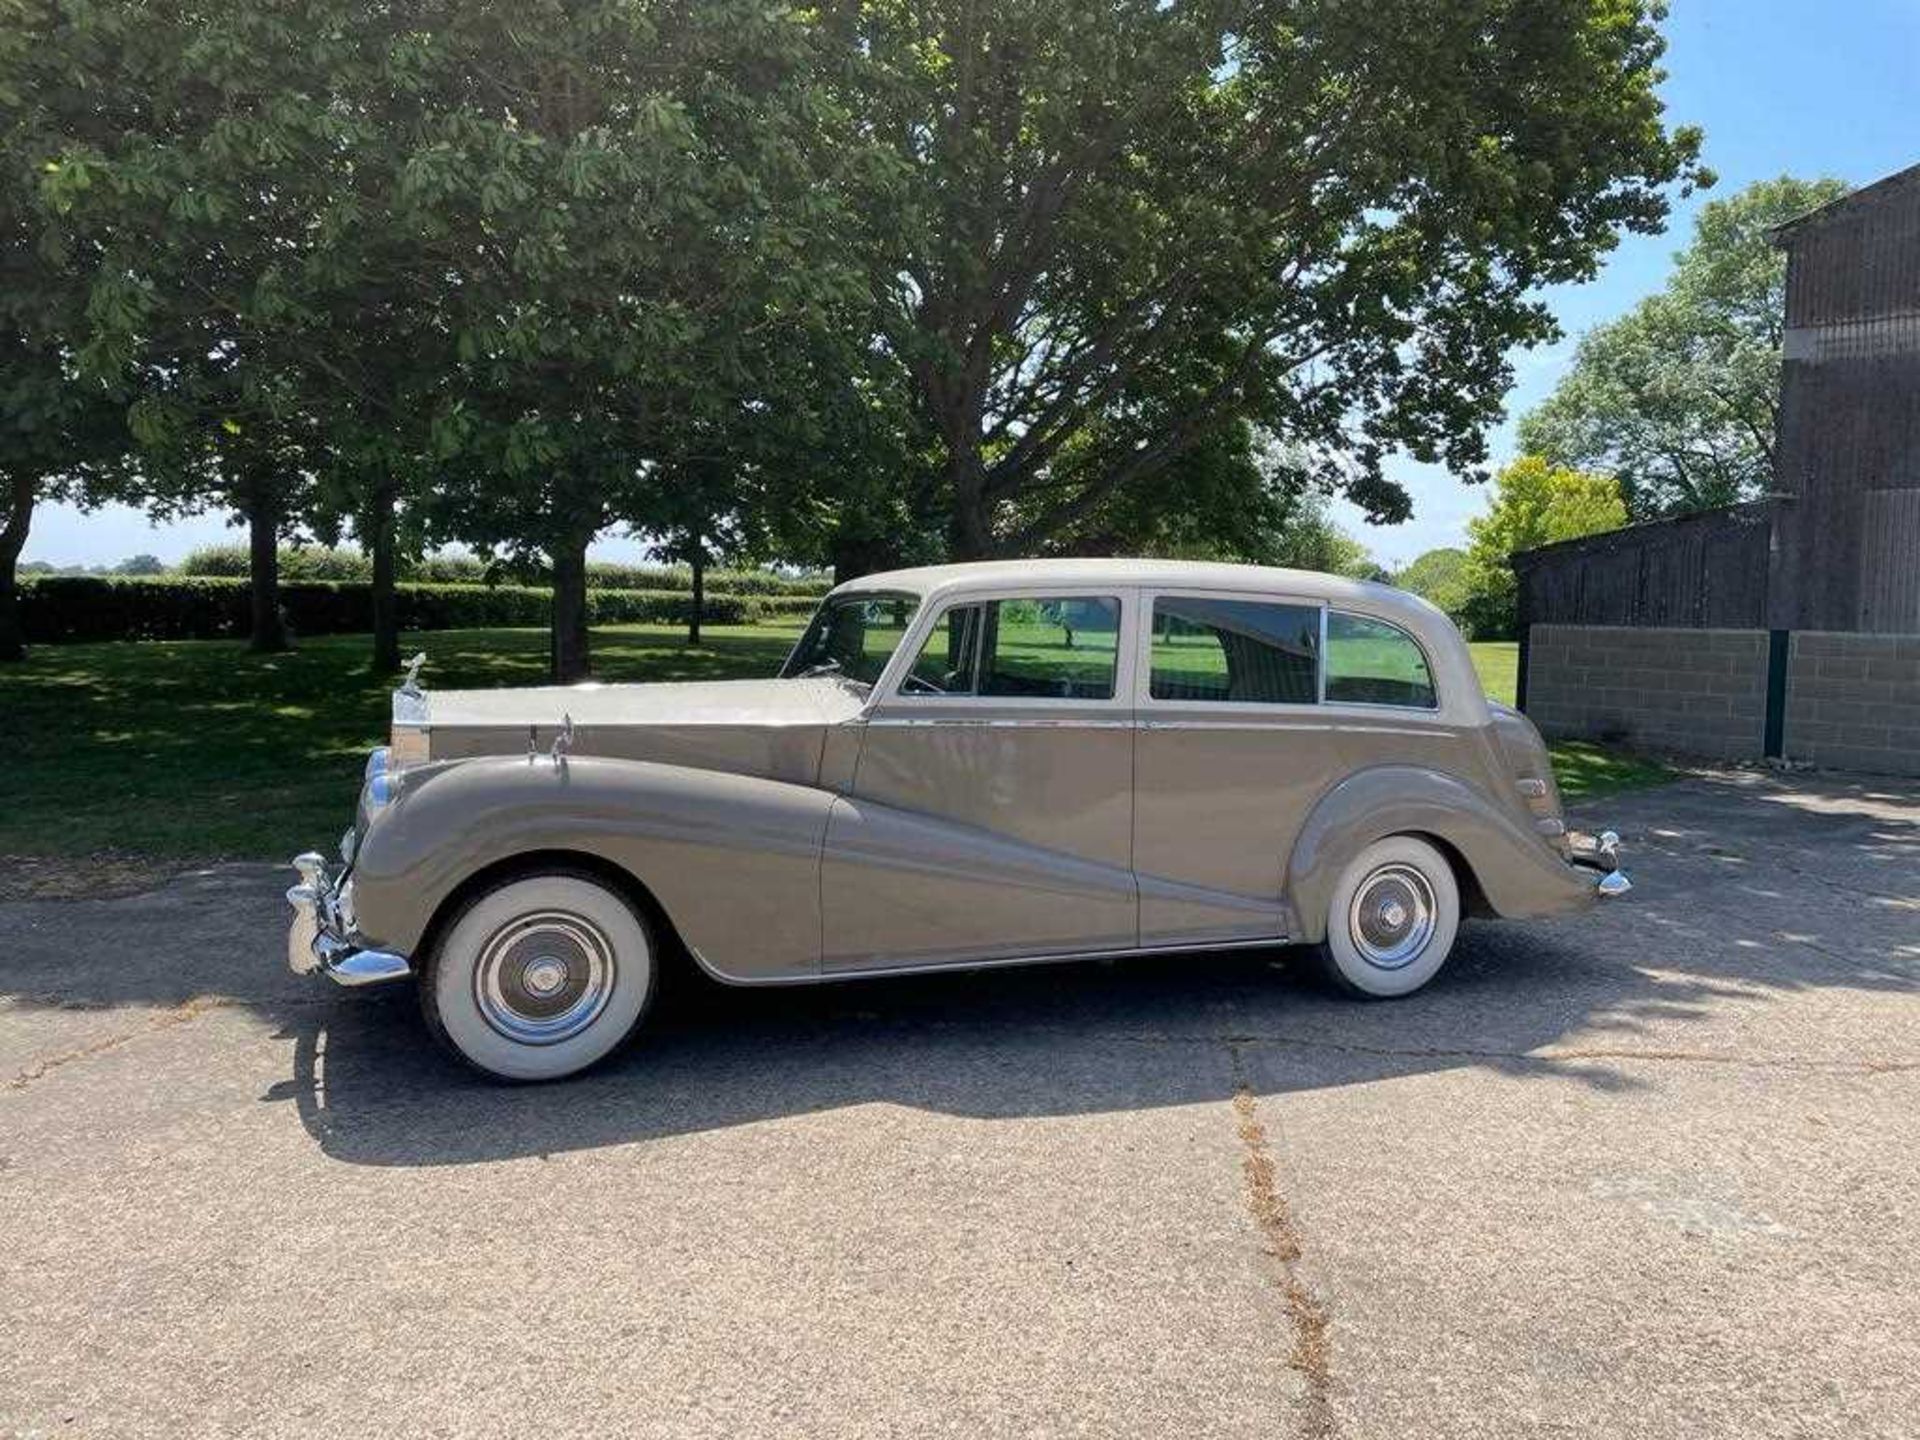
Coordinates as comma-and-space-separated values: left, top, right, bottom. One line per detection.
1784, 632, 1920, 774
1524, 625, 1769, 759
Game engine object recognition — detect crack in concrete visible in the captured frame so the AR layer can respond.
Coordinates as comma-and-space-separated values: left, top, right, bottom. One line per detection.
3, 989, 329, 1012
1228, 1042, 1335, 1439
5, 995, 236, 1093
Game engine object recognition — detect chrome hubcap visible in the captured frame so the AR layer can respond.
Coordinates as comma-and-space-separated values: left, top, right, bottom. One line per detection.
474, 911, 616, 1046
1349, 864, 1437, 970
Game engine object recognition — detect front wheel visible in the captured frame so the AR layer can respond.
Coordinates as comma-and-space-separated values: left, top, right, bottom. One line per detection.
1315, 835, 1461, 999
421, 871, 657, 1082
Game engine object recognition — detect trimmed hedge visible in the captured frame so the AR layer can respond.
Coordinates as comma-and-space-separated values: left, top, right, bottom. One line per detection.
19, 575, 818, 645
178, 543, 833, 596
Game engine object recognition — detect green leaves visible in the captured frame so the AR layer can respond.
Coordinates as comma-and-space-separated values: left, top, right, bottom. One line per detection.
4, 0, 1712, 630
849, 0, 1707, 556
1462, 456, 1628, 636
1521, 175, 1850, 518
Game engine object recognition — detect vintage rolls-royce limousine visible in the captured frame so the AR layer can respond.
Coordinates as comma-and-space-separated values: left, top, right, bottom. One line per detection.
287, 559, 1628, 1080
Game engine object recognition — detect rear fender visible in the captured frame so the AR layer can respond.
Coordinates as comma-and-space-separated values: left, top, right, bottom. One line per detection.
1286, 765, 1592, 942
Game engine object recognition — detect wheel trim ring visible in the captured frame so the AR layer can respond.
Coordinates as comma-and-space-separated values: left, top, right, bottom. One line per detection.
473, 910, 618, 1046
1347, 863, 1438, 971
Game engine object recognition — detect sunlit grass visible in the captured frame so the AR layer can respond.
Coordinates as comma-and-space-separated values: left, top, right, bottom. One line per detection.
1467, 641, 1671, 801
1469, 642, 1520, 707
0, 622, 806, 859
1546, 739, 1673, 802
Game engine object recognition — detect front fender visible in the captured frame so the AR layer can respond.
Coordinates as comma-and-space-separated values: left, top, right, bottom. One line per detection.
1285, 765, 1593, 942
349, 755, 836, 981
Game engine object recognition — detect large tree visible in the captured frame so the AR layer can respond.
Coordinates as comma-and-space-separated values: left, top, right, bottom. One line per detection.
1461, 454, 1627, 638
836, 0, 1706, 562
32, 0, 389, 653
1394, 547, 1471, 621
36, 0, 863, 678
0, 0, 144, 661
405, 0, 868, 679
1520, 175, 1850, 518
1033, 427, 1380, 575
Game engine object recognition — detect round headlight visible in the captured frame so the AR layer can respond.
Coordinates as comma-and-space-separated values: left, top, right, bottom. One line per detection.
365, 746, 392, 781
365, 770, 399, 812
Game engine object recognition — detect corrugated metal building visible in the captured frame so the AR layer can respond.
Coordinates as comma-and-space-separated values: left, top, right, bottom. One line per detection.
1515, 163, 1920, 775
1770, 164, 1920, 635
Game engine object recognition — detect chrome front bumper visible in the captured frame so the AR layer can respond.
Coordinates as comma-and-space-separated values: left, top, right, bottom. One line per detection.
1567, 829, 1632, 897
286, 852, 413, 987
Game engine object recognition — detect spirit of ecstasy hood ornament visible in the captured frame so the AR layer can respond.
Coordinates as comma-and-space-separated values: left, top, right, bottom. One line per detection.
399, 651, 428, 697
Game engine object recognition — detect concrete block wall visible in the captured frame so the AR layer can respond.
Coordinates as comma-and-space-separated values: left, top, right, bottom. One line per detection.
1784, 632, 1920, 775
1525, 625, 1769, 759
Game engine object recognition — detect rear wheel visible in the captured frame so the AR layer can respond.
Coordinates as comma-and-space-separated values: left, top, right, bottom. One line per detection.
421, 871, 656, 1082
1315, 835, 1461, 999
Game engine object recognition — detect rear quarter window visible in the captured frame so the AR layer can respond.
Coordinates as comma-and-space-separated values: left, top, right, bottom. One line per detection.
1325, 612, 1437, 709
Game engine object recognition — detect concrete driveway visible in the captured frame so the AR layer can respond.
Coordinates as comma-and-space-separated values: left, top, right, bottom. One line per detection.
2, 770, 1916, 1439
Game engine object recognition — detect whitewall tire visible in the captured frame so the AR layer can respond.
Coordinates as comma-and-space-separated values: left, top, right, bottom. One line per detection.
1315, 835, 1461, 999
422, 871, 656, 1082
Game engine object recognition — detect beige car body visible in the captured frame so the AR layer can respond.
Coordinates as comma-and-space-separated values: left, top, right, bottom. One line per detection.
296, 559, 1609, 992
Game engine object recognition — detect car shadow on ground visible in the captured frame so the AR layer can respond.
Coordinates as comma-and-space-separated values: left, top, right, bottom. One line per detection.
272, 768, 1920, 1165
4, 771, 1915, 1167
267, 899, 1911, 1167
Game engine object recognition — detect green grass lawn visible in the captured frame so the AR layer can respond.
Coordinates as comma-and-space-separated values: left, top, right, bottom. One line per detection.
0, 626, 1665, 862
1468, 641, 1669, 800
0, 623, 806, 859
1469, 642, 1519, 708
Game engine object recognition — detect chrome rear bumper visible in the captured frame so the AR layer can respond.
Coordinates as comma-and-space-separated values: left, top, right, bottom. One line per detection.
286, 852, 413, 987
1567, 829, 1632, 897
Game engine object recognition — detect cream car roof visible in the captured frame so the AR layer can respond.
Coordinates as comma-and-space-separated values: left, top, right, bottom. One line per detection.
839, 558, 1444, 631
834, 557, 1489, 723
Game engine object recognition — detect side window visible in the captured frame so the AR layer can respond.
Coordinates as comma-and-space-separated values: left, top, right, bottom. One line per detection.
1149, 597, 1319, 704
1325, 612, 1437, 708
902, 596, 1121, 700
904, 604, 986, 694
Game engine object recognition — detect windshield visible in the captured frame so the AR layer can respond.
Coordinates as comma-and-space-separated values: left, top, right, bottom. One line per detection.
779, 591, 922, 688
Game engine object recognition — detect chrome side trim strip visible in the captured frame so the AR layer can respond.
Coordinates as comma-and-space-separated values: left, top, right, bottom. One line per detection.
869, 716, 1458, 736
866, 717, 1136, 729
690, 934, 1290, 987
1139, 720, 1457, 738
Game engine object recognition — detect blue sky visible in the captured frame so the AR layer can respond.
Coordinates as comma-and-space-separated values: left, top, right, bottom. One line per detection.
27, 0, 1920, 570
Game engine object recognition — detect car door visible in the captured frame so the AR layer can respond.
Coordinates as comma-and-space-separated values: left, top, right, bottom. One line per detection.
820, 587, 1139, 971
1130, 590, 1339, 946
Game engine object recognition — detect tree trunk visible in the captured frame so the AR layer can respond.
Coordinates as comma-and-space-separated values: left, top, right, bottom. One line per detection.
830, 529, 903, 584
550, 526, 593, 683
687, 529, 705, 647
946, 449, 993, 561
367, 479, 401, 675
244, 481, 290, 654
0, 472, 35, 664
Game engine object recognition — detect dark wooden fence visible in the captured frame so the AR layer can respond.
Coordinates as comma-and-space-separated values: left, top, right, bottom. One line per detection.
1510, 500, 1782, 714
1511, 500, 1779, 631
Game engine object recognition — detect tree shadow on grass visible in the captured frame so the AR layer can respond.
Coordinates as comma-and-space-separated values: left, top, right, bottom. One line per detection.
0, 623, 804, 856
